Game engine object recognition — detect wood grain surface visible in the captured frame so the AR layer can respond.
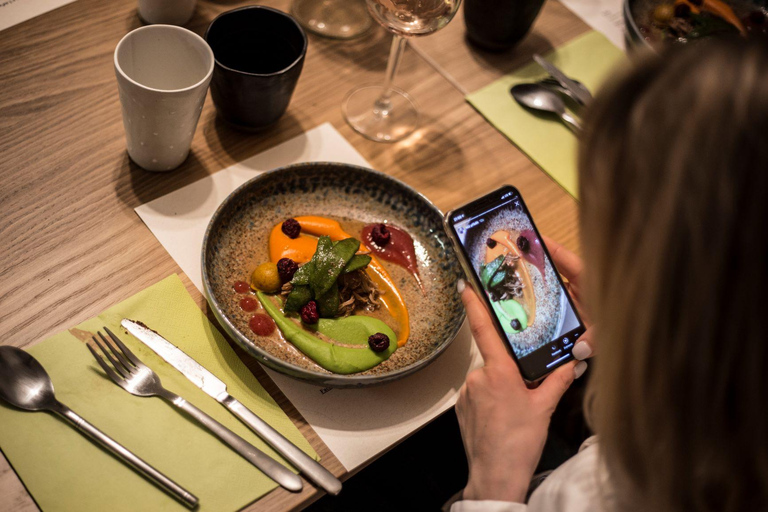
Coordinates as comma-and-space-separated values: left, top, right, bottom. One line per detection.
0, 0, 588, 510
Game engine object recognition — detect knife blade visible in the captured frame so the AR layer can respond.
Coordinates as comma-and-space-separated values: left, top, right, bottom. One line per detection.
121, 319, 342, 496
533, 54, 593, 106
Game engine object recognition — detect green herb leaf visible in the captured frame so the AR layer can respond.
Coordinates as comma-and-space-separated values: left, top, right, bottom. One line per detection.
343, 254, 372, 273
316, 282, 340, 318
284, 285, 312, 312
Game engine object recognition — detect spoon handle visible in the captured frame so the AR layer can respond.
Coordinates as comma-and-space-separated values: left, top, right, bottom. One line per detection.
52, 401, 198, 508
560, 111, 582, 134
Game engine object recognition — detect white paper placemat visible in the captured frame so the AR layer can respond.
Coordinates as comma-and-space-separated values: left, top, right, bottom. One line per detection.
0, 0, 78, 32
135, 123, 483, 471
559, 0, 626, 50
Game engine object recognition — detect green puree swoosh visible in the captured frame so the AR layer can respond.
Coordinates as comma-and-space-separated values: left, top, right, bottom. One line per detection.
257, 292, 397, 374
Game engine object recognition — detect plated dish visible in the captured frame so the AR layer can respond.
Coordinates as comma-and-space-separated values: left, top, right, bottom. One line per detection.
626, 0, 767, 46
463, 207, 564, 358
202, 163, 465, 388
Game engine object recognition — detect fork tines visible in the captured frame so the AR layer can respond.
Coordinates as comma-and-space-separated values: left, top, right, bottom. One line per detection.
87, 327, 141, 382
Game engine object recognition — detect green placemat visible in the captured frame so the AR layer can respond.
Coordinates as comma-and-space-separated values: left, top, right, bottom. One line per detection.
466, 31, 626, 198
0, 274, 318, 512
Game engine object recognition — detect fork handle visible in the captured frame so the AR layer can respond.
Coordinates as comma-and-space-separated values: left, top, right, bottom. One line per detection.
51, 401, 199, 508
163, 392, 304, 493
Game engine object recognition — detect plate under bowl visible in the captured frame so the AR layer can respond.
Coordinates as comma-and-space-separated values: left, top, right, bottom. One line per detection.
202, 162, 466, 388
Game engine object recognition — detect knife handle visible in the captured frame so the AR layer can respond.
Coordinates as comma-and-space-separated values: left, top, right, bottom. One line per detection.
164, 392, 303, 493
220, 395, 342, 496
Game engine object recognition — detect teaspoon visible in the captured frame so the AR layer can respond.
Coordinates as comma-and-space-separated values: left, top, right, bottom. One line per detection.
0, 345, 198, 508
510, 83, 582, 134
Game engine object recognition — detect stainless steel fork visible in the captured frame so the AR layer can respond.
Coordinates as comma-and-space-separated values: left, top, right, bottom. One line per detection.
87, 328, 303, 493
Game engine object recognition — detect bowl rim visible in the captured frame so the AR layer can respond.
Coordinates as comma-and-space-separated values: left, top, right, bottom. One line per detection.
201, 161, 466, 388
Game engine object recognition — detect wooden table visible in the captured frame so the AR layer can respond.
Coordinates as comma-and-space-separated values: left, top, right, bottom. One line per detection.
0, 0, 589, 510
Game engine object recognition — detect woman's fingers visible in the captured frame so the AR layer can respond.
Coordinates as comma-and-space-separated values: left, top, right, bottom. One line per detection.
571, 327, 596, 360
459, 280, 518, 370
542, 236, 584, 284
535, 360, 587, 410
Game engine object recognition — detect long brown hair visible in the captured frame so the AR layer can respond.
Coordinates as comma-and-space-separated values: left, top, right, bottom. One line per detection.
580, 38, 768, 512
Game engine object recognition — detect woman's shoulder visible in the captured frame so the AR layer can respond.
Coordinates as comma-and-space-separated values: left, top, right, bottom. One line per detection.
527, 436, 616, 512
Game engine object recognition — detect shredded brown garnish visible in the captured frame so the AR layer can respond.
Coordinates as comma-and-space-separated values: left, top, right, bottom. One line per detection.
488, 254, 525, 302
337, 270, 381, 317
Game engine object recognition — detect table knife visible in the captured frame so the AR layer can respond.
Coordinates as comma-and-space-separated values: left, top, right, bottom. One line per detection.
121, 319, 342, 496
533, 54, 593, 106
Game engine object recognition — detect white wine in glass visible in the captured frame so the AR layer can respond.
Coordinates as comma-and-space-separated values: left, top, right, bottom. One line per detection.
343, 0, 461, 142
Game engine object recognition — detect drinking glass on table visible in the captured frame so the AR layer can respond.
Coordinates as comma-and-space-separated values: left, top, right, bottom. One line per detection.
342, 0, 461, 142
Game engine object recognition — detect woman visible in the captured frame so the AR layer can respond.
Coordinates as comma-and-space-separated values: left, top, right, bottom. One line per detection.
452, 38, 768, 512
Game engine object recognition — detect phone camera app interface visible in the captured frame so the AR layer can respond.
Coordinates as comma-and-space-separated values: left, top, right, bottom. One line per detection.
453, 191, 583, 373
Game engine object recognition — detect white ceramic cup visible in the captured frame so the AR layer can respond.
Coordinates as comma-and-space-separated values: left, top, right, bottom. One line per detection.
138, 0, 196, 26
114, 25, 213, 171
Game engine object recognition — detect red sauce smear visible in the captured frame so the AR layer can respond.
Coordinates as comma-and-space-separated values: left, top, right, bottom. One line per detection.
519, 229, 547, 283
249, 314, 276, 336
233, 280, 250, 293
240, 296, 258, 312
361, 223, 423, 292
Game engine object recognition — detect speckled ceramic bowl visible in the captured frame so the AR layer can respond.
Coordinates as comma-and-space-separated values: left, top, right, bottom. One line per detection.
202, 162, 465, 388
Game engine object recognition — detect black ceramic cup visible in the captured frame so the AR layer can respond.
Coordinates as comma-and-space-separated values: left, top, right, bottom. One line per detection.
463, 0, 546, 51
205, 6, 307, 130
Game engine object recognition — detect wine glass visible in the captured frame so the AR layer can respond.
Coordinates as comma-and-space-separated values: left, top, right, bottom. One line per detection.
343, 0, 461, 142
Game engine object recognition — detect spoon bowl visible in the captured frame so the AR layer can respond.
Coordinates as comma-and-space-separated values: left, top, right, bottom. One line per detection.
510, 83, 582, 133
0, 346, 57, 412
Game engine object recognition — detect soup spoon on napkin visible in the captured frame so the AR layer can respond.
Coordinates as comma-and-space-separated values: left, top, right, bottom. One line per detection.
0, 345, 199, 508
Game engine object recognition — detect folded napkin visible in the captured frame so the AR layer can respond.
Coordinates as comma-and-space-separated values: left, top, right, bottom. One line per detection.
0, 274, 317, 512
466, 30, 626, 198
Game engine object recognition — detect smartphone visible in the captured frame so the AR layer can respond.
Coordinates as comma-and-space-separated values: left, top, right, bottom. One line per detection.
445, 185, 586, 382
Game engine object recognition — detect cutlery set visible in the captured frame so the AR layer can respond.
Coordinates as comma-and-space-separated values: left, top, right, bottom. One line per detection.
510, 54, 594, 134
0, 321, 341, 509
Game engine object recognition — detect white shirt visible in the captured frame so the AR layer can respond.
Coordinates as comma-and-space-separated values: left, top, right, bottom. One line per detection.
451, 437, 616, 512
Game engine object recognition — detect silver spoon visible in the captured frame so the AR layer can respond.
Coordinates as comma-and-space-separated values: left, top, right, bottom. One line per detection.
510, 83, 582, 134
0, 345, 198, 508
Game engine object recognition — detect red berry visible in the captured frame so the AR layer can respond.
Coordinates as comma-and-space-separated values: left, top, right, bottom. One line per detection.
277, 258, 299, 283
281, 218, 301, 239
486, 238, 497, 249
240, 296, 258, 312
516, 236, 530, 252
300, 300, 320, 324
371, 224, 391, 247
249, 314, 275, 336
368, 333, 390, 352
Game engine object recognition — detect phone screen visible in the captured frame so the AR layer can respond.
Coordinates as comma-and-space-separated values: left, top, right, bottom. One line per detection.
446, 186, 585, 381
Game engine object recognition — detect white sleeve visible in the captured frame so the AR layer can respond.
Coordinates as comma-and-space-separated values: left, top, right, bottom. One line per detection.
451, 500, 527, 512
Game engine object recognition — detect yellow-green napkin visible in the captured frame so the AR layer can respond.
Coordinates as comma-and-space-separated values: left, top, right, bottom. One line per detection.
0, 274, 317, 512
466, 31, 626, 198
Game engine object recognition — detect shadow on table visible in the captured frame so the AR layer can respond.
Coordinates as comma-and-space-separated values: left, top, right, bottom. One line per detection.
465, 31, 555, 76
390, 119, 467, 176
201, 108, 309, 168
112, 150, 216, 214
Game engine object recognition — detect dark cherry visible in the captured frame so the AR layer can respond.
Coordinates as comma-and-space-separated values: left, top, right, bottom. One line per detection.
233, 280, 250, 293
240, 296, 258, 312
674, 3, 690, 17
300, 300, 320, 324
249, 314, 276, 336
486, 238, 497, 249
516, 236, 530, 252
277, 258, 299, 283
370, 224, 391, 247
511, 319, 522, 331
368, 333, 390, 352
281, 218, 301, 239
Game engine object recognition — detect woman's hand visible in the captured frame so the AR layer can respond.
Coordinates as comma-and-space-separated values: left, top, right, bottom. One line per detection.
455, 282, 588, 503
543, 236, 595, 360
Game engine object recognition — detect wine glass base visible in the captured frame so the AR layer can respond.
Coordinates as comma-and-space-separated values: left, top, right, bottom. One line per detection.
291, 0, 372, 39
342, 85, 419, 143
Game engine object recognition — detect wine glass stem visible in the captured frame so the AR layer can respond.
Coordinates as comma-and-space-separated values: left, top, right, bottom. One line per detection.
375, 34, 407, 115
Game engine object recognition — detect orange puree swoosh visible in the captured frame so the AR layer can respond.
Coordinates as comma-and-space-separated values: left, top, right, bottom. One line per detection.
268, 216, 411, 347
